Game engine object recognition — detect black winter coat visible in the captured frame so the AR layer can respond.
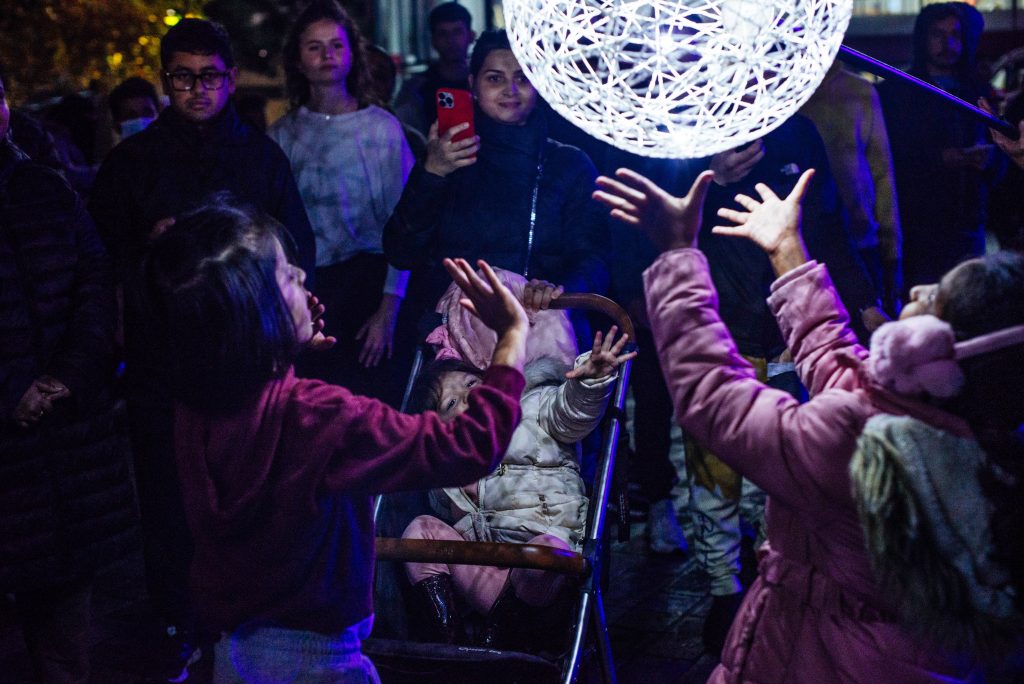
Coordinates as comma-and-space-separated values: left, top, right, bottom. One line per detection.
699, 115, 879, 355
89, 103, 316, 282
0, 141, 134, 592
89, 103, 317, 398
383, 106, 609, 306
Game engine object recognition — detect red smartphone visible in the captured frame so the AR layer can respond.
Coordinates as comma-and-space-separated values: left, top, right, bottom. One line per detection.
436, 88, 475, 143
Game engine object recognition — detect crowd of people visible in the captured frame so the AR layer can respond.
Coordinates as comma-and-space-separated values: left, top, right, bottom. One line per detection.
1, 1, 1022, 682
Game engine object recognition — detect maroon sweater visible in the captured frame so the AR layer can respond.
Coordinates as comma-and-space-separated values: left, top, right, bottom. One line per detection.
174, 365, 525, 634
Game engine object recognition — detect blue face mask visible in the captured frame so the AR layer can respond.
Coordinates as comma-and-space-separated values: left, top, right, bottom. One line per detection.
119, 116, 155, 139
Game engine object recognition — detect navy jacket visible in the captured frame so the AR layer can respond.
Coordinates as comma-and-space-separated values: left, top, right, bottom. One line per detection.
700, 115, 879, 356
383, 106, 609, 306
89, 103, 316, 283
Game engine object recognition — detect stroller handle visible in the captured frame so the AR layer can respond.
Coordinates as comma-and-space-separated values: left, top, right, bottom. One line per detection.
549, 293, 635, 344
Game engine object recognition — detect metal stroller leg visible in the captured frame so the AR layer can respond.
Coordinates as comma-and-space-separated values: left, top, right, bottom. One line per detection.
562, 590, 591, 684
591, 587, 618, 684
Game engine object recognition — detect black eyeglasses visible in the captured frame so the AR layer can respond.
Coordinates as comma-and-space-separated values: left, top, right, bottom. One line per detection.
164, 70, 230, 92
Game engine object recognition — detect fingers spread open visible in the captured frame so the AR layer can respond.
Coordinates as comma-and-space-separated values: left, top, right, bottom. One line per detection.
614, 167, 662, 197
753, 182, 778, 203
717, 207, 748, 225
687, 171, 715, 209
788, 168, 816, 203
733, 193, 760, 212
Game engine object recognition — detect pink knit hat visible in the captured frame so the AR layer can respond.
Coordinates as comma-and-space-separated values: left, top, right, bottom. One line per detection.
867, 315, 1024, 398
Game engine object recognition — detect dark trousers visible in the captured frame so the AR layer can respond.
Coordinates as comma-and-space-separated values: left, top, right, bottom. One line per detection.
630, 326, 678, 503
299, 254, 418, 408
127, 395, 194, 631
15, 579, 92, 684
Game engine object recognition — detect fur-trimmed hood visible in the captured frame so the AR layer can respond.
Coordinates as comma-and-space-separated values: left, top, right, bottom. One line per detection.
850, 414, 1023, 654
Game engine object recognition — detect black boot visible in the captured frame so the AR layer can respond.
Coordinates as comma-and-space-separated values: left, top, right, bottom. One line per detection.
478, 582, 532, 651
702, 592, 745, 659
412, 574, 463, 644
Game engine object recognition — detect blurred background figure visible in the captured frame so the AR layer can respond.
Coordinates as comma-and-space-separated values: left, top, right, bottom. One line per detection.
393, 1, 476, 136
108, 76, 159, 141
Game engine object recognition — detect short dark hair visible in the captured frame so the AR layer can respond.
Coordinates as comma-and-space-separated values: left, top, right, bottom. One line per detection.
429, 2, 472, 33
283, 0, 378, 110
108, 77, 159, 120
407, 358, 484, 414
139, 196, 299, 414
160, 18, 235, 70
469, 29, 511, 80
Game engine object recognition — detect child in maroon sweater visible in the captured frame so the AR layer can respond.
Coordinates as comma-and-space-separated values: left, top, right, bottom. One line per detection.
141, 201, 530, 682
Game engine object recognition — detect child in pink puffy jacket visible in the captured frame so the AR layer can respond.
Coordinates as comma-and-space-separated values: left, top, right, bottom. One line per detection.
594, 167, 1024, 683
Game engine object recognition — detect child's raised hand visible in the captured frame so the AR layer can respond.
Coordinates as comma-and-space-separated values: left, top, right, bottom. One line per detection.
443, 258, 529, 338
594, 169, 714, 252
566, 325, 637, 381
711, 168, 815, 276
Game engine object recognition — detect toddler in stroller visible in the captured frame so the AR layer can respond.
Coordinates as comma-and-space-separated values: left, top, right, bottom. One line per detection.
401, 269, 635, 650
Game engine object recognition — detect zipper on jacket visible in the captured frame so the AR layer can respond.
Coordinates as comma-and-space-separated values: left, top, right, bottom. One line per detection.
524, 154, 545, 279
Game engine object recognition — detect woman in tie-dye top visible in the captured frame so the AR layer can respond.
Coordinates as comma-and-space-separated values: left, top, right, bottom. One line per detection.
269, 0, 414, 405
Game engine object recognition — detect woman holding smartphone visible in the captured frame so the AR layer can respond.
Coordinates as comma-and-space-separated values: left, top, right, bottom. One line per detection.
269, 0, 414, 405
383, 29, 610, 318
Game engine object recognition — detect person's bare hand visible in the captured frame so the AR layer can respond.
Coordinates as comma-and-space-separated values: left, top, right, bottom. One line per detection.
522, 279, 564, 312
424, 121, 479, 177
594, 169, 715, 252
356, 294, 400, 367
12, 375, 71, 429
710, 140, 765, 186
305, 291, 337, 352
565, 325, 637, 381
712, 169, 815, 253
712, 169, 816, 276
979, 97, 1024, 169
443, 258, 528, 338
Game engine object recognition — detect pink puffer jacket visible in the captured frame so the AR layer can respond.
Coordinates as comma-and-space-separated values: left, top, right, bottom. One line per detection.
644, 250, 979, 683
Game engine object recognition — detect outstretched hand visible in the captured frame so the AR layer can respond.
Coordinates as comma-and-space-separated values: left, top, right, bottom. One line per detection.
443, 258, 528, 338
566, 325, 637, 381
594, 169, 715, 252
711, 168, 815, 276
306, 291, 338, 352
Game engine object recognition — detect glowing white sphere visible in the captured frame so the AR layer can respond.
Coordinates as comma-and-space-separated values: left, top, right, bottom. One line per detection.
505, 0, 853, 159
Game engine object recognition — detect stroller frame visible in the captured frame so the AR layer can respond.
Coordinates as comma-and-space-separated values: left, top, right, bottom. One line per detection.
372, 293, 634, 684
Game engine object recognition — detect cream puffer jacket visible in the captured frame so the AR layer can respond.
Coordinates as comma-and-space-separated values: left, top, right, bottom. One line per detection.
430, 354, 615, 551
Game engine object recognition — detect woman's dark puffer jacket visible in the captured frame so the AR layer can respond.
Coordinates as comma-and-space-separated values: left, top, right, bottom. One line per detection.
384, 105, 610, 305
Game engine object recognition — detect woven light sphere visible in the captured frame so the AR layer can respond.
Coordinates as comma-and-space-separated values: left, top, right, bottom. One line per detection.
504, 0, 853, 159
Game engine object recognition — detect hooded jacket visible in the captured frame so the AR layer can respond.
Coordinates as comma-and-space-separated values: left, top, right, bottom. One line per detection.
174, 364, 524, 634
877, 2, 1001, 289
646, 249, 986, 682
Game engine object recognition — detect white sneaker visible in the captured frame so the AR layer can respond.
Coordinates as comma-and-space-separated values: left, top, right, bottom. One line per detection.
647, 498, 688, 555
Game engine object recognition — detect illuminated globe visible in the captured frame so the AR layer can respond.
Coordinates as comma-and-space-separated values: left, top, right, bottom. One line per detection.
504, 0, 853, 159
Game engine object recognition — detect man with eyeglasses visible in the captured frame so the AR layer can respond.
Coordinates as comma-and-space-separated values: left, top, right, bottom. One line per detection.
88, 18, 315, 683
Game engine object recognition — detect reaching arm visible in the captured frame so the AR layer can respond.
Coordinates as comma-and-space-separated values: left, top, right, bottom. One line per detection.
644, 249, 871, 510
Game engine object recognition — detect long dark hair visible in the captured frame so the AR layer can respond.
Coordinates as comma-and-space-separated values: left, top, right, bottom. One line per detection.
940, 251, 1024, 611
282, 0, 379, 110
139, 197, 300, 414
